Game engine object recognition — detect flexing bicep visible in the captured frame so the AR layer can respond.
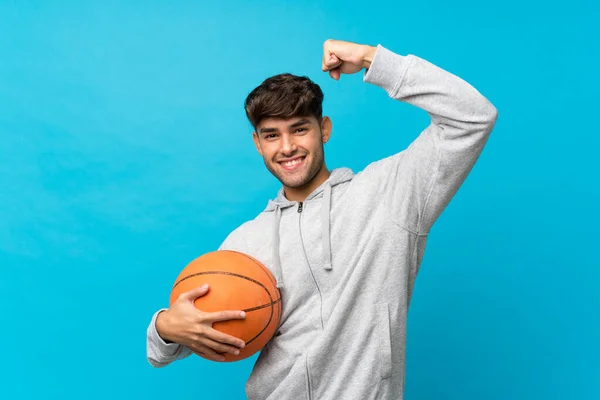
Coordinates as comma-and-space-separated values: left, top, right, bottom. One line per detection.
358, 45, 498, 233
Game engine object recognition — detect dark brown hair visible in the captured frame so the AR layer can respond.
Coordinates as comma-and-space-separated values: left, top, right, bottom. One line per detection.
244, 73, 324, 129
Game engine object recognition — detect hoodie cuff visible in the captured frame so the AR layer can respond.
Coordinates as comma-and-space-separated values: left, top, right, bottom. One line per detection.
363, 45, 412, 97
149, 308, 181, 355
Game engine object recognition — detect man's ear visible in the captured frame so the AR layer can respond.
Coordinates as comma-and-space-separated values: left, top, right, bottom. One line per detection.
252, 131, 263, 156
320, 116, 332, 144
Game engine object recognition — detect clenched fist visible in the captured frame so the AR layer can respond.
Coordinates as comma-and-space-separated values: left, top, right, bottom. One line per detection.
321, 39, 377, 80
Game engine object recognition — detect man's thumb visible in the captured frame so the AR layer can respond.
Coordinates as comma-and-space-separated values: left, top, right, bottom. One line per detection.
325, 53, 341, 69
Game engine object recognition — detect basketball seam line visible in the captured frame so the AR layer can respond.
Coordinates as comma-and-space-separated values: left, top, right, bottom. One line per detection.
228, 251, 283, 324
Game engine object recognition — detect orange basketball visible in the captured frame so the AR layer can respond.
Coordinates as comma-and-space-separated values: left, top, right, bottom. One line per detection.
169, 250, 282, 362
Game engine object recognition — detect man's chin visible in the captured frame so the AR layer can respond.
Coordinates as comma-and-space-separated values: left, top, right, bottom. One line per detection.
279, 178, 308, 189
275, 172, 311, 189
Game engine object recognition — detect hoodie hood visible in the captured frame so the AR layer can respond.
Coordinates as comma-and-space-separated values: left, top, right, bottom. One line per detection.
264, 168, 355, 289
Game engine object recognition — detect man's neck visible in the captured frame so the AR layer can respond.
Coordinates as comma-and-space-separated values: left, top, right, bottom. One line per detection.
283, 165, 331, 202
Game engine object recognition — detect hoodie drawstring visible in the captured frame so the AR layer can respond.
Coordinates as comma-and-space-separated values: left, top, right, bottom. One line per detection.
272, 204, 284, 289
321, 183, 332, 270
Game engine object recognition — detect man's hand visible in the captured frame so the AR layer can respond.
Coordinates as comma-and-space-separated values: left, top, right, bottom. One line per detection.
155, 284, 247, 362
321, 39, 377, 80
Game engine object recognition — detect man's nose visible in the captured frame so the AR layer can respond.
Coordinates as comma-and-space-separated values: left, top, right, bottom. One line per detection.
281, 135, 297, 155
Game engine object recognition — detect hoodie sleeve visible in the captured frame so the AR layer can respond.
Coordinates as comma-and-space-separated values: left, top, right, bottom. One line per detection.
146, 309, 192, 368
360, 45, 498, 235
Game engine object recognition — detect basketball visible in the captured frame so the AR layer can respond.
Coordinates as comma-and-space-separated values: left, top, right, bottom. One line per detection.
169, 250, 282, 362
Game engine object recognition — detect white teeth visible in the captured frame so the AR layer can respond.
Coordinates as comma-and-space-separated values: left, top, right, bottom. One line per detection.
282, 158, 302, 167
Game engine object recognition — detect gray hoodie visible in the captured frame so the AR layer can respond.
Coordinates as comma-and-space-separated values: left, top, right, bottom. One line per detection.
146, 44, 498, 400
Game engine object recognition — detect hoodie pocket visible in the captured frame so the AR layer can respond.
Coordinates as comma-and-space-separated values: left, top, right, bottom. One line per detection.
376, 302, 393, 379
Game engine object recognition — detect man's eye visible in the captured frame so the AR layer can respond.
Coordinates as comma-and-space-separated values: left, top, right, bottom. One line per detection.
294, 128, 307, 133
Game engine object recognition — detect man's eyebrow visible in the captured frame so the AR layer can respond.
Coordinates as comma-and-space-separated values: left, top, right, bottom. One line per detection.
259, 119, 311, 134
259, 126, 278, 134
289, 119, 310, 128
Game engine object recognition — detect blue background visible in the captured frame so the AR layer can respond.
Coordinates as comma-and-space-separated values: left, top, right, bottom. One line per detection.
1, 1, 598, 399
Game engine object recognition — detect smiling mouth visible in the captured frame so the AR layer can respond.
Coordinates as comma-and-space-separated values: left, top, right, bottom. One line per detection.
278, 156, 305, 171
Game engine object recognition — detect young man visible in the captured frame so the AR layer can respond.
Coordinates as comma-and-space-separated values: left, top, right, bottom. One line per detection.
147, 39, 498, 399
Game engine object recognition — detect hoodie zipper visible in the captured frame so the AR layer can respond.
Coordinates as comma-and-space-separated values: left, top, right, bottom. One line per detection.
297, 201, 317, 400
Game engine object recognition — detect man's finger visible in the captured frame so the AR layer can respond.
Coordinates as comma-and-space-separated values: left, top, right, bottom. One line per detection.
180, 284, 209, 302
205, 326, 246, 349
205, 310, 246, 323
190, 344, 226, 362
200, 336, 242, 356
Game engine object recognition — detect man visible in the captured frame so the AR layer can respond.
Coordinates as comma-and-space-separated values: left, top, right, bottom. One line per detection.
147, 39, 498, 399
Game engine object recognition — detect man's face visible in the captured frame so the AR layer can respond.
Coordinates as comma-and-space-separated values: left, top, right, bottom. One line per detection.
253, 115, 331, 189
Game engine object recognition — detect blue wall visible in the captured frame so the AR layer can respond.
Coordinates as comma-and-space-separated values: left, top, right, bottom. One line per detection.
1, 1, 598, 399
